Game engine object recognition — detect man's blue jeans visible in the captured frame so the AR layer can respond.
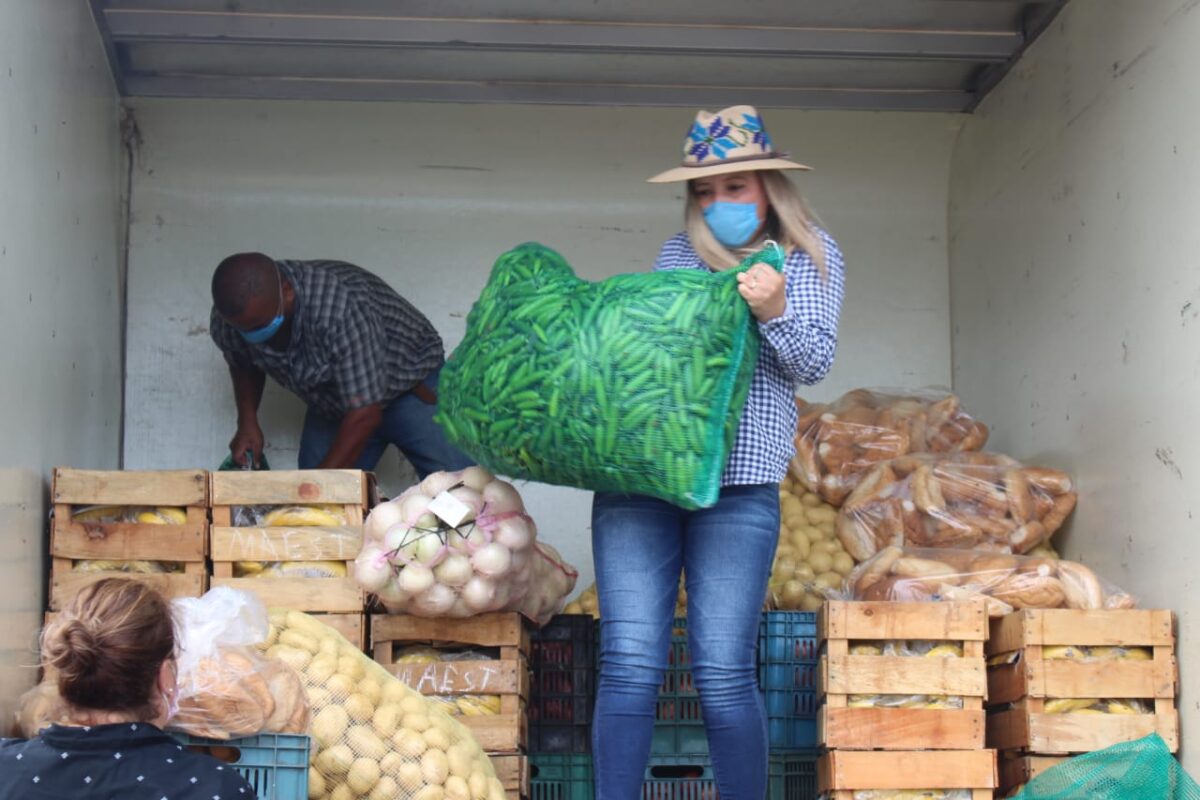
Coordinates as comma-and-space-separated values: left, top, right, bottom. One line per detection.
590, 484, 780, 800
298, 366, 473, 477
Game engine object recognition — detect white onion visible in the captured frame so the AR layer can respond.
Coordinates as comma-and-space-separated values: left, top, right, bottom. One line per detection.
471, 542, 513, 577
376, 577, 411, 612
461, 576, 497, 612
495, 516, 534, 552
353, 545, 394, 592
412, 583, 456, 616
448, 486, 484, 521
364, 501, 403, 542
448, 598, 473, 618
481, 480, 524, 515
433, 554, 472, 588
445, 528, 471, 553
419, 471, 462, 498
414, 533, 446, 566
382, 526, 412, 559
460, 466, 494, 492
397, 491, 433, 525
509, 548, 531, 573
415, 512, 440, 530
397, 563, 435, 594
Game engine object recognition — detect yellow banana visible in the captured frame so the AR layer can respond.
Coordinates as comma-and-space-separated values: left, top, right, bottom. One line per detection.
73, 559, 167, 574
1105, 701, 1142, 715
262, 561, 348, 578
262, 505, 346, 527
71, 505, 126, 523
925, 644, 963, 658
1045, 698, 1099, 714
234, 561, 266, 577
851, 644, 883, 656
1043, 646, 1085, 660
135, 507, 188, 525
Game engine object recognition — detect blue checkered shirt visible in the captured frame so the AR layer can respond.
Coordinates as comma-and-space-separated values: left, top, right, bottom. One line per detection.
653, 231, 845, 487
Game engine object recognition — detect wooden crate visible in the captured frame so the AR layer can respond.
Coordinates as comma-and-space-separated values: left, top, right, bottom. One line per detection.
986, 609, 1179, 755
819, 749, 997, 799
372, 613, 531, 753
209, 470, 367, 614
817, 600, 989, 751
312, 612, 367, 651
50, 468, 209, 611
998, 754, 1067, 796
489, 754, 530, 800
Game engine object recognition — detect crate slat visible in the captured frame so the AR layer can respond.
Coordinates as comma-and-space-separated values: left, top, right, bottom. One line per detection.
820, 706, 986, 751
818, 749, 997, 792
462, 703, 528, 753
821, 600, 988, 643
53, 468, 208, 506
212, 576, 365, 613
52, 509, 208, 561
210, 469, 366, 506
988, 609, 1174, 654
987, 701, 1180, 754
310, 613, 366, 651
998, 754, 1067, 795
210, 526, 363, 562
50, 565, 207, 611
989, 656, 1176, 704
371, 613, 530, 653
381, 659, 529, 699
822, 654, 986, 697
489, 754, 530, 799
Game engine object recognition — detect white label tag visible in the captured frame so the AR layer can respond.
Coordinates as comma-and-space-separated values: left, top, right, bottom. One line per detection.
428, 491, 472, 528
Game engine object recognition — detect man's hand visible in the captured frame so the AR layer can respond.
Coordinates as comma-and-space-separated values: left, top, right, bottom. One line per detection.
317, 404, 384, 468
229, 421, 265, 467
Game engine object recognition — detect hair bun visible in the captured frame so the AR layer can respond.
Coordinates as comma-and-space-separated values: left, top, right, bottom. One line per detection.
58, 621, 100, 677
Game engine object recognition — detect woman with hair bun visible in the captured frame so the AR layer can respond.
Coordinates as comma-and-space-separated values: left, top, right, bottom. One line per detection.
0, 578, 254, 799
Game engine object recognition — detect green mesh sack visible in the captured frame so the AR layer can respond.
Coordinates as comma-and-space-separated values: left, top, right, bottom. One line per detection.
1014, 734, 1200, 800
436, 241, 783, 509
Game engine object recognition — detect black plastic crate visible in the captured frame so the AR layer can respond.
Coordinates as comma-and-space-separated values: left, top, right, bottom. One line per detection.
530, 614, 598, 752
642, 752, 817, 799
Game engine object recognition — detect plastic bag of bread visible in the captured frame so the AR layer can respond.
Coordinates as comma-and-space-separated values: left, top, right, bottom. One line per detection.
835, 453, 1077, 561
792, 388, 988, 507
263, 608, 506, 800
842, 546, 1137, 616
170, 587, 310, 739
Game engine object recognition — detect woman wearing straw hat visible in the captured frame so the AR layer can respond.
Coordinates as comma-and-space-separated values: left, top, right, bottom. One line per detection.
590, 106, 845, 798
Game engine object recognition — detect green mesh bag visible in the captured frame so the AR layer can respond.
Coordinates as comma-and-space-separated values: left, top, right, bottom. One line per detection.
436, 241, 783, 509
1014, 734, 1200, 800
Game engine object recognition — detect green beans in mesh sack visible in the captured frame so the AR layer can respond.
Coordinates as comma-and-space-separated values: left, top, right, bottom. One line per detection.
1014, 734, 1200, 800
436, 241, 783, 509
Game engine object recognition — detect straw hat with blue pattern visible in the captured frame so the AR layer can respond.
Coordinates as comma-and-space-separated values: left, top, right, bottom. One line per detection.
648, 105, 811, 183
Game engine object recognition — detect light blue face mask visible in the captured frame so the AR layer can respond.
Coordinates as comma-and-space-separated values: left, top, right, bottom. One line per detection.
238, 268, 285, 344
703, 201, 762, 248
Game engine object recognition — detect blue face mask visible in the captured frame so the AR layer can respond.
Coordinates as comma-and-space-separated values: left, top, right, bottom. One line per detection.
238, 269, 286, 344
703, 201, 762, 248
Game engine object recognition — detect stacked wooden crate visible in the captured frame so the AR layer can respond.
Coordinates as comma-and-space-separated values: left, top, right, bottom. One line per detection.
209, 469, 369, 649
371, 612, 532, 799
986, 608, 1179, 797
49, 468, 209, 611
816, 600, 998, 800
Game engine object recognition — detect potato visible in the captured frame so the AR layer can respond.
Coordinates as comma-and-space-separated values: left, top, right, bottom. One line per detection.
800, 592, 824, 612
424, 726, 451, 751
794, 563, 816, 581
422, 748, 451, 785
348, 725, 388, 760
345, 692, 375, 722
382, 680, 409, 705
370, 776, 401, 800
469, 771, 490, 800
307, 767, 326, 800
790, 531, 812, 560
267, 645, 311, 672
397, 762, 425, 791
800, 492, 822, 508
807, 507, 837, 525
807, 550, 834, 575
319, 638, 339, 658
404, 713, 432, 732
446, 775, 471, 800
312, 706, 349, 748
337, 655, 366, 680
307, 655, 338, 683
331, 786, 355, 800
326, 674, 358, 696
279, 630, 320, 654
780, 580, 807, 608
446, 744, 475, 779
832, 552, 856, 576
316, 743, 354, 776
773, 556, 797, 577
373, 703, 403, 738
401, 695, 428, 715
487, 776, 508, 800
415, 787, 446, 800
394, 728, 428, 757
815, 540, 842, 556
814, 571, 842, 592
380, 752, 405, 774
347, 757, 382, 794
359, 678, 383, 705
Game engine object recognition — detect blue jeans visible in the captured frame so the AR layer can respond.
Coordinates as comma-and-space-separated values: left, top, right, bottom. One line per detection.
298, 367, 474, 477
591, 484, 780, 800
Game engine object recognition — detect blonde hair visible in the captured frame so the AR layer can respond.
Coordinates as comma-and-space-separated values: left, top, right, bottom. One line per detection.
42, 578, 176, 716
684, 170, 828, 279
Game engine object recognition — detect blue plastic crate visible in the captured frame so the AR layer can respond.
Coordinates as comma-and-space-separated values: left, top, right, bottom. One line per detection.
642, 752, 817, 799
758, 611, 819, 751
175, 732, 310, 800
651, 618, 707, 755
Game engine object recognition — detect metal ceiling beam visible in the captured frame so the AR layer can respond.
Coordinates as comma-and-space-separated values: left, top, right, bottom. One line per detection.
104, 10, 1020, 62
122, 74, 973, 111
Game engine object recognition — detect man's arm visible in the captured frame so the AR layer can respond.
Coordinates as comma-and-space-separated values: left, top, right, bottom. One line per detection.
316, 403, 384, 468
229, 363, 267, 466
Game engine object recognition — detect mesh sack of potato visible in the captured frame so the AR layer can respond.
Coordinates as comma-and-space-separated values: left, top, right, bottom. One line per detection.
435, 242, 784, 510
355, 467, 578, 624
842, 546, 1137, 617
835, 453, 1076, 561
793, 388, 989, 507
264, 608, 506, 800
170, 587, 310, 739
770, 474, 857, 611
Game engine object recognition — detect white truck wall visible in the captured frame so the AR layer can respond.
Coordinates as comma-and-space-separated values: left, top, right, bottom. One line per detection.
950, 0, 1200, 769
0, 2, 123, 726
123, 100, 960, 593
